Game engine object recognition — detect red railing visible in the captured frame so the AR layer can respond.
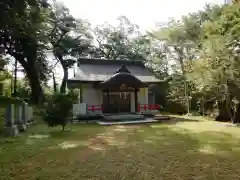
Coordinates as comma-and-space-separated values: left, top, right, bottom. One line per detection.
138, 104, 161, 112
87, 104, 103, 112
87, 104, 160, 112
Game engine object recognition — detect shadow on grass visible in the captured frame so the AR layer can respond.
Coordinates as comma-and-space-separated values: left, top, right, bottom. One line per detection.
158, 117, 200, 125
120, 125, 240, 179
36, 123, 239, 180
0, 123, 104, 153
2, 121, 240, 180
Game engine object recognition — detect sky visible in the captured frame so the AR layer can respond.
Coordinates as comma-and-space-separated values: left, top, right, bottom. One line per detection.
61, 0, 223, 32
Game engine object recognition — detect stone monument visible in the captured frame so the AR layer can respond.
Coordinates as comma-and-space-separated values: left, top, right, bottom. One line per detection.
22, 102, 30, 127
4, 104, 19, 136
16, 105, 27, 131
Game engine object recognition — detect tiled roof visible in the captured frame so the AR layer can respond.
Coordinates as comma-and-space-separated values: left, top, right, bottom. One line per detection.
68, 59, 162, 83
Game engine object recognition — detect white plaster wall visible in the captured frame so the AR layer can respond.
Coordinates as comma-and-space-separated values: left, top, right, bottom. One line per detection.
73, 103, 87, 116
138, 88, 149, 113
82, 84, 101, 105
138, 88, 148, 105
82, 84, 102, 115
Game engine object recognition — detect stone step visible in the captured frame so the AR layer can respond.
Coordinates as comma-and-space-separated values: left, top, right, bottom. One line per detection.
103, 114, 145, 121
98, 119, 159, 125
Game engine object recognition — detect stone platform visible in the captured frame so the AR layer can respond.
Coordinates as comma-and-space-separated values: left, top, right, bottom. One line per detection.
98, 113, 170, 125
72, 112, 170, 125
97, 118, 159, 125
103, 113, 144, 121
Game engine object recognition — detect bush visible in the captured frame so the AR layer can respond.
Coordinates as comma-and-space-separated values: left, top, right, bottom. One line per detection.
67, 89, 79, 104
42, 93, 74, 131
163, 102, 187, 115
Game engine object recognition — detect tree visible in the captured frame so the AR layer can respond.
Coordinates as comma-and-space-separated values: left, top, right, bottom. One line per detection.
201, 2, 240, 122
49, 1, 92, 94
92, 16, 150, 60
0, 0, 51, 103
150, 4, 223, 115
151, 19, 196, 114
0, 55, 8, 95
42, 93, 73, 131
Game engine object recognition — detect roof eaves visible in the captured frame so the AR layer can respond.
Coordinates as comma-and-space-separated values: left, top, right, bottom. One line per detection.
77, 58, 145, 67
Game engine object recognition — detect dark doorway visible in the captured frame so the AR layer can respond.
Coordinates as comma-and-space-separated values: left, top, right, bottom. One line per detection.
103, 92, 131, 113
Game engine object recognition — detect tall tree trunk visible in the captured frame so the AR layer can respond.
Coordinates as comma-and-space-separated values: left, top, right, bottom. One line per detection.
25, 62, 44, 103
182, 66, 190, 114
232, 96, 240, 124
15, 54, 43, 103
60, 67, 68, 94
62, 124, 65, 131
233, 103, 240, 124
215, 100, 232, 122
226, 95, 233, 121
52, 72, 57, 93
13, 58, 17, 96
201, 99, 205, 116
178, 53, 190, 114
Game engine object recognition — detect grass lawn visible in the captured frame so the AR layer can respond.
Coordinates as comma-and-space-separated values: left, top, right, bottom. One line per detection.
1, 118, 240, 180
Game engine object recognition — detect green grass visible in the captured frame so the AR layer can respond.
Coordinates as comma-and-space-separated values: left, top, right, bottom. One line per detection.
160, 111, 214, 121
1, 118, 240, 179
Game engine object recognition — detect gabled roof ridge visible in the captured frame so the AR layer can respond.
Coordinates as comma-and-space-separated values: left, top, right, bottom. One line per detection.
77, 58, 145, 67
98, 71, 147, 88
115, 65, 131, 74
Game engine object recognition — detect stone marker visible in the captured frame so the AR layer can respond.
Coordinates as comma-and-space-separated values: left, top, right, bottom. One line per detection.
4, 104, 19, 136
16, 105, 27, 131
22, 102, 29, 128
27, 106, 33, 124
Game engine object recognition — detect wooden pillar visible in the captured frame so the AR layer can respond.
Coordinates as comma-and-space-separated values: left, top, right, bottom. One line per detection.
130, 92, 135, 112
134, 89, 138, 113
107, 89, 110, 113
144, 88, 148, 105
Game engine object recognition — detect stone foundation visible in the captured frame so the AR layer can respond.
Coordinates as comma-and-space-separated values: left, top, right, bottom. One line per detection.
4, 125, 19, 136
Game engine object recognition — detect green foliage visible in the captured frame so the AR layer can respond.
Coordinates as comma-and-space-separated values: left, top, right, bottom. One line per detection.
92, 16, 164, 64
0, 0, 52, 103
154, 3, 240, 121
42, 93, 75, 131
164, 102, 187, 114
48, 1, 92, 94
2, 0, 239, 121
150, 4, 227, 116
67, 89, 79, 104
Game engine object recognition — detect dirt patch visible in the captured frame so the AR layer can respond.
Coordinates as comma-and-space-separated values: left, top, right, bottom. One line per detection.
84, 125, 141, 151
